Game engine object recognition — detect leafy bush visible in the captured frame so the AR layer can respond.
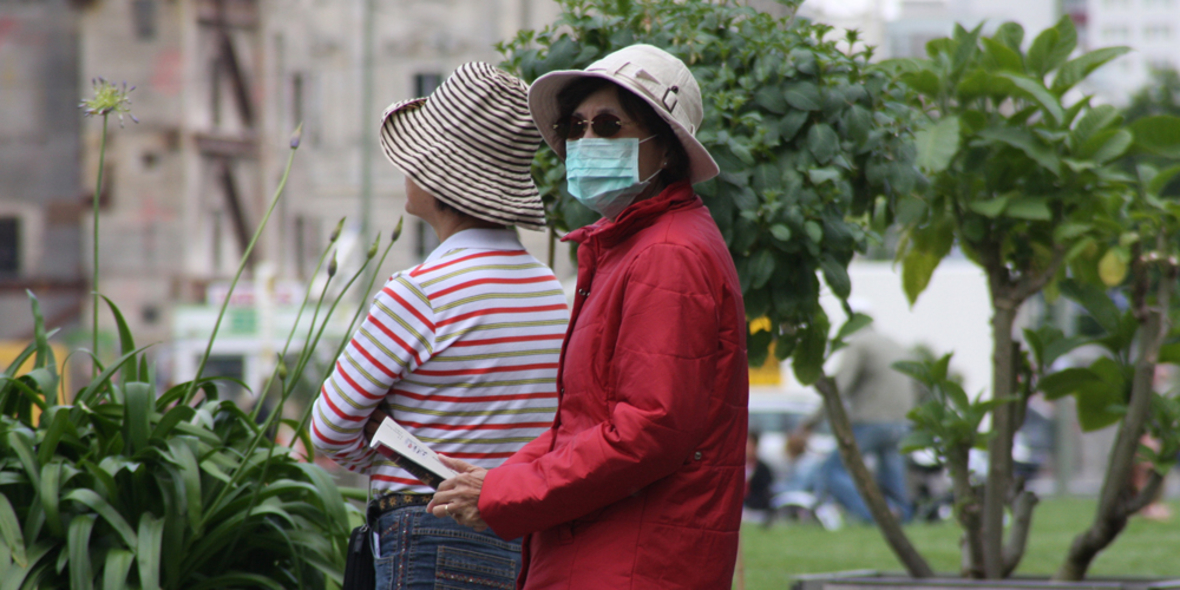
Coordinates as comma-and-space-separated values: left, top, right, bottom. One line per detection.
497, 0, 920, 376
0, 295, 356, 589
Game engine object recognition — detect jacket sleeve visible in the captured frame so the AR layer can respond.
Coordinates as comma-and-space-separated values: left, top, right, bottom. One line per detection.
311, 273, 436, 472
480, 244, 718, 540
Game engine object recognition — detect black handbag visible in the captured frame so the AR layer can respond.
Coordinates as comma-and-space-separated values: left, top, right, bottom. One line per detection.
342, 523, 375, 590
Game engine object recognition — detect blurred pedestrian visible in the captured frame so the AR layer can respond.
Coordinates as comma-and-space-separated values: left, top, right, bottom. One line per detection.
791, 324, 916, 523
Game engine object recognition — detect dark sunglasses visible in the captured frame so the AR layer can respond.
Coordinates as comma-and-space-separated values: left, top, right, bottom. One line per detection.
554, 113, 635, 140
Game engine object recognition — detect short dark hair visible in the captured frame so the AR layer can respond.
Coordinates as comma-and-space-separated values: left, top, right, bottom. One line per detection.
434, 196, 506, 228
555, 77, 690, 185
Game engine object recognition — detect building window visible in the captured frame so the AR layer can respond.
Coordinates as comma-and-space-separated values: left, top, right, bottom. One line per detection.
133, 0, 157, 41
0, 217, 18, 276
415, 73, 442, 98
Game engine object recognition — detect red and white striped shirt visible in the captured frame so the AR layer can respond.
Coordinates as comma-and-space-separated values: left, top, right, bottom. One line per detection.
311, 228, 568, 493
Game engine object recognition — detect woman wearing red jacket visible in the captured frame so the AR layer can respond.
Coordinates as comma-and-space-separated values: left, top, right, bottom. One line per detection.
428, 44, 749, 589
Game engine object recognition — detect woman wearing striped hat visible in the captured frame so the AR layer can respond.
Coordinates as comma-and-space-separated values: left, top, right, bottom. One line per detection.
310, 62, 568, 589
429, 45, 749, 589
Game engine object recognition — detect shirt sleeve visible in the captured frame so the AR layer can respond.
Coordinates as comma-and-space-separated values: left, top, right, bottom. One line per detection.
311, 273, 437, 472
479, 244, 719, 539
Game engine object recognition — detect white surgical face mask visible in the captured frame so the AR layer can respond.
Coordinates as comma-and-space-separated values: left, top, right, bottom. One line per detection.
564, 136, 659, 219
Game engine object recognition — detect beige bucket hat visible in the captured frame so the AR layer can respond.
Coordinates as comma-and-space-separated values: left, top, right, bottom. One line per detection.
527, 44, 720, 185
379, 62, 546, 230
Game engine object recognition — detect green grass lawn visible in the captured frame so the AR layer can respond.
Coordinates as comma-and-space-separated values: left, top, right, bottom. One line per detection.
737, 498, 1180, 590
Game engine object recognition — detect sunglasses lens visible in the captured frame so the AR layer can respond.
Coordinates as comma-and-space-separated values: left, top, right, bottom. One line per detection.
559, 118, 588, 139
591, 114, 622, 138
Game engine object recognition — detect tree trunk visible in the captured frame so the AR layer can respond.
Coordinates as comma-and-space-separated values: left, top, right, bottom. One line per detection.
982, 296, 1019, 579
814, 375, 934, 578
1054, 261, 1174, 581
946, 447, 984, 578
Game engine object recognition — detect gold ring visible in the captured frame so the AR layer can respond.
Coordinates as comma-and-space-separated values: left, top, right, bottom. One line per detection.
444, 504, 450, 515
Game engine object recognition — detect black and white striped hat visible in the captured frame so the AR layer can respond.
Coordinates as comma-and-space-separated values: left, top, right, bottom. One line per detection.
378, 62, 546, 231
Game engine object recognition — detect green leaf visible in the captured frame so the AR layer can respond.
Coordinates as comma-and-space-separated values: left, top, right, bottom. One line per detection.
791, 312, 829, 385
123, 382, 152, 456
994, 22, 1025, 52
804, 221, 823, 244
779, 110, 809, 142
1131, 115, 1180, 158
39, 461, 63, 538
36, 407, 74, 466
820, 255, 851, 299
1052, 46, 1132, 95
981, 37, 1023, 71
7, 431, 39, 490
901, 249, 943, 305
1073, 105, 1121, 147
101, 295, 136, 385
74, 345, 152, 406
1059, 279, 1122, 334
1078, 129, 1133, 164
102, 550, 135, 590
1004, 197, 1052, 221
1038, 367, 1103, 400
748, 250, 775, 290
915, 116, 961, 173
969, 196, 1009, 218
0, 494, 26, 568
999, 73, 1065, 126
769, 224, 792, 242
785, 81, 821, 111
67, 514, 97, 590
1025, 26, 1059, 77
137, 513, 164, 590
63, 489, 137, 549
1147, 164, 1180, 196
807, 123, 839, 164
754, 84, 788, 114
977, 126, 1061, 175
835, 313, 873, 343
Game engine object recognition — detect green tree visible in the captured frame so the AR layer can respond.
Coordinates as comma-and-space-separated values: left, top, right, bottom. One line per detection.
499, 0, 934, 576
884, 16, 1180, 580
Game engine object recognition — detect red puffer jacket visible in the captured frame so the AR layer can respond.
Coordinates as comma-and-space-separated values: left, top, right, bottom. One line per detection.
480, 182, 749, 589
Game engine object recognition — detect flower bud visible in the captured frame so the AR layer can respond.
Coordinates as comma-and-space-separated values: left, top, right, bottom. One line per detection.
276, 354, 288, 381
327, 251, 338, 277
368, 234, 380, 260
391, 217, 404, 243
290, 123, 303, 149
329, 217, 345, 243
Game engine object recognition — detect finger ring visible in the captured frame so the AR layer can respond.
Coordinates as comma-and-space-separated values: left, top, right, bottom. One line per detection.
444, 505, 450, 515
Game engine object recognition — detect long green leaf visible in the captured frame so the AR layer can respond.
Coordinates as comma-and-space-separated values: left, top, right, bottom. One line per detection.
6, 432, 39, 490
123, 382, 152, 456
38, 461, 62, 539
167, 438, 203, 533
0, 495, 26, 568
66, 514, 96, 590
185, 573, 285, 590
1051, 46, 1131, 95
100, 296, 137, 387
1000, 73, 1064, 125
101, 550, 134, 590
977, 126, 1061, 175
25, 292, 50, 372
35, 407, 74, 466
62, 490, 137, 549
136, 514, 163, 590
74, 345, 152, 407
294, 464, 348, 535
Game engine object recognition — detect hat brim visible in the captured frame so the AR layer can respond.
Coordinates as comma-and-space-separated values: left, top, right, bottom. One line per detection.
528, 70, 720, 185
380, 97, 547, 231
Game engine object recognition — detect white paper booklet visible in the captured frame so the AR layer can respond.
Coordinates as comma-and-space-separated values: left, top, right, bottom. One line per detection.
369, 417, 458, 489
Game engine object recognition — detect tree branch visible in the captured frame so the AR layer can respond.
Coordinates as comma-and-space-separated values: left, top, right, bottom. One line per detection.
814, 375, 935, 578
1002, 490, 1040, 577
1120, 469, 1165, 519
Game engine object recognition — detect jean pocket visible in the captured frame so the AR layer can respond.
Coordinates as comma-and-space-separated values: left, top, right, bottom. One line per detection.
434, 545, 517, 590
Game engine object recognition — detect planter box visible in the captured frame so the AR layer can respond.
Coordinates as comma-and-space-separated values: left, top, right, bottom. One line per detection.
791, 571, 1180, 590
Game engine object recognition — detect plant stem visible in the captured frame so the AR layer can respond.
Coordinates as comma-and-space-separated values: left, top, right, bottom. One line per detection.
814, 374, 934, 578
181, 135, 299, 407
92, 114, 109, 376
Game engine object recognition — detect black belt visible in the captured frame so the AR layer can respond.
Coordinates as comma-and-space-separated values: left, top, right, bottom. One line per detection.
368, 492, 433, 521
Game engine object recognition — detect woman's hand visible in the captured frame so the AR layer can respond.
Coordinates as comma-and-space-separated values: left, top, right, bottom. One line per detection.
428, 456, 490, 531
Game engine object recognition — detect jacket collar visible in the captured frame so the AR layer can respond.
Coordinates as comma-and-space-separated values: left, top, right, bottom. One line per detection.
564, 181, 699, 246
425, 228, 523, 263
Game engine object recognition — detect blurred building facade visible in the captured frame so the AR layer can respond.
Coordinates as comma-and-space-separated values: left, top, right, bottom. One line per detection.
0, 0, 568, 390
0, 0, 85, 343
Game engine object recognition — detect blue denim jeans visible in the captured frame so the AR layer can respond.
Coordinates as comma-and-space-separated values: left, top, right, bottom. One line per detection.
816, 422, 912, 523
373, 505, 521, 590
